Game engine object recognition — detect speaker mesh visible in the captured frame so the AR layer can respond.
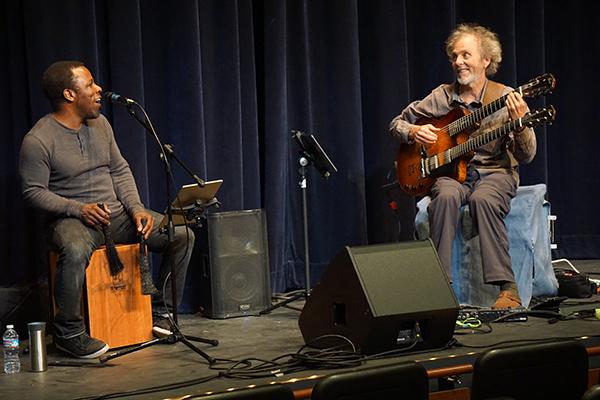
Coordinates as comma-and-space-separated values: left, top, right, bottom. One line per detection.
350, 243, 456, 316
212, 254, 264, 303
201, 209, 271, 318
299, 240, 459, 354
208, 211, 264, 256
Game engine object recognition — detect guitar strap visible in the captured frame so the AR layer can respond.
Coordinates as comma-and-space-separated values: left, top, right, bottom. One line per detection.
482, 79, 504, 105
480, 80, 508, 154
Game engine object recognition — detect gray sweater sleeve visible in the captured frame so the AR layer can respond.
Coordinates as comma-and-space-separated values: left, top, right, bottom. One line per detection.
389, 84, 453, 143
19, 133, 84, 217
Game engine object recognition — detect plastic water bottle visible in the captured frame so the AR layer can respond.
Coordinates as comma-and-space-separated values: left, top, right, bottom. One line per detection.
3, 324, 20, 374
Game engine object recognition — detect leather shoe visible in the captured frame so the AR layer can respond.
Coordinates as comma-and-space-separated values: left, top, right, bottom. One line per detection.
493, 290, 522, 309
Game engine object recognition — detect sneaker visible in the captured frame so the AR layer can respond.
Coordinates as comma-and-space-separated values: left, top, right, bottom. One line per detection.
152, 316, 173, 338
55, 333, 109, 359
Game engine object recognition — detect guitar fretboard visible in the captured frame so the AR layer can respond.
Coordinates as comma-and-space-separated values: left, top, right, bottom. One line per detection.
450, 120, 519, 159
447, 94, 509, 136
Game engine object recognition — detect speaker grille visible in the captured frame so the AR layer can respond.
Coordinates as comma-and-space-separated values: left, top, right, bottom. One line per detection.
350, 241, 456, 316
212, 254, 265, 303
208, 210, 265, 256
299, 240, 459, 354
201, 209, 271, 318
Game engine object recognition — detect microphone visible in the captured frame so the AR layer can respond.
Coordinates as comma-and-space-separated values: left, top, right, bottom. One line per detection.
102, 91, 135, 106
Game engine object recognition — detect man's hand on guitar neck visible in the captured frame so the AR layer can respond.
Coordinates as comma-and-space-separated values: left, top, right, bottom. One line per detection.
506, 92, 530, 132
409, 124, 440, 145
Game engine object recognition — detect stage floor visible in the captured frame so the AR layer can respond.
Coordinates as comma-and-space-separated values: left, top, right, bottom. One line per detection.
2, 260, 600, 400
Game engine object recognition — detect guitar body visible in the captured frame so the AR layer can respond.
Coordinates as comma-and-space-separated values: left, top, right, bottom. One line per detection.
396, 108, 472, 196
394, 73, 556, 197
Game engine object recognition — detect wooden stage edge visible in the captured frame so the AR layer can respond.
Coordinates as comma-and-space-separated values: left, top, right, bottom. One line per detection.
289, 346, 600, 400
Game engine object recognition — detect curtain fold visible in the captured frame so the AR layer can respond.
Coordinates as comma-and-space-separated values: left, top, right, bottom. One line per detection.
2, 0, 598, 300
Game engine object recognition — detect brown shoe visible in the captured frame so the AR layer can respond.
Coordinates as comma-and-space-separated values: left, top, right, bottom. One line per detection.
493, 290, 522, 309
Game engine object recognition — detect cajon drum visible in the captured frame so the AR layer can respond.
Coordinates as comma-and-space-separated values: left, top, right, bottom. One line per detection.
49, 244, 153, 348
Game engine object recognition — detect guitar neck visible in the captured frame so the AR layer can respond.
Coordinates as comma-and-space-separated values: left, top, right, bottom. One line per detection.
450, 119, 519, 159
444, 74, 554, 138
443, 105, 555, 164
447, 93, 508, 137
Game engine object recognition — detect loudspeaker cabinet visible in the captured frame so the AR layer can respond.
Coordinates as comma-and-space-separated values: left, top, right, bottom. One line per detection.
198, 209, 271, 318
299, 240, 458, 354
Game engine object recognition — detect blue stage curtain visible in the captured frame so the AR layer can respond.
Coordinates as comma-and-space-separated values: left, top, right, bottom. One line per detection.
1, 1, 598, 303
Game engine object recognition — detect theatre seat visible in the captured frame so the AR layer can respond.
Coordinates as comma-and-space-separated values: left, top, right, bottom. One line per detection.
582, 385, 600, 400
415, 183, 559, 307
310, 362, 429, 400
195, 384, 294, 399
470, 340, 589, 400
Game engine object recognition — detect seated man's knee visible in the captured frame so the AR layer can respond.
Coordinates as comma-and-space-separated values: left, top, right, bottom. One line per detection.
174, 227, 195, 248
469, 190, 498, 211
57, 242, 94, 271
51, 219, 95, 255
431, 187, 462, 208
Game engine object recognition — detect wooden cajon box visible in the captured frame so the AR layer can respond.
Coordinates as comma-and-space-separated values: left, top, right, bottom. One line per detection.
49, 244, 153, 348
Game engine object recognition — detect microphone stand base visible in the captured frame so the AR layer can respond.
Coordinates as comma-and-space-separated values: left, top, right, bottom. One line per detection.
99, 326, 218, 365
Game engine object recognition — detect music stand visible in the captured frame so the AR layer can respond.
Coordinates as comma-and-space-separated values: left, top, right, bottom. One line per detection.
259, 130, 337, 315
158, 179, 223, 229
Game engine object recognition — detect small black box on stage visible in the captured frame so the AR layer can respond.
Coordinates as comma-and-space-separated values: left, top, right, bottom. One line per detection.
458, 308, 528, 323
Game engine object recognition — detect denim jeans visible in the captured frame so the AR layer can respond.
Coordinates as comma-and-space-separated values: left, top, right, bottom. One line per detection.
48, 209, 195, 339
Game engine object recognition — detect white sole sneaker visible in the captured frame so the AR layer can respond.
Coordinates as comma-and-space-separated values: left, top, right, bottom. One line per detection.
56, 341, 109, 359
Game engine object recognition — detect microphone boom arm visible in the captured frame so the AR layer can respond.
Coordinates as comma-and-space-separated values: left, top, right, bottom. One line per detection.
163, 144, 205, 187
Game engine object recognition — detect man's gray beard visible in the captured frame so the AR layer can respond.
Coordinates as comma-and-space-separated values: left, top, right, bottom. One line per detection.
457, 71, 482, 86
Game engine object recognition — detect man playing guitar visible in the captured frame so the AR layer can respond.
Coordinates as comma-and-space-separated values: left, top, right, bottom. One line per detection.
389, 23, 536, 309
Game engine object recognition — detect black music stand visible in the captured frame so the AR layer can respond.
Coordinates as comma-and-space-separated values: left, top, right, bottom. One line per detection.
158, 179, 223, 229
259, 130, 337, 315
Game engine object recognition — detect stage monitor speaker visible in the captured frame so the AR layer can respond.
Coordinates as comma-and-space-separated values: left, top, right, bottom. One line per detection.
298, 240, 458, 354
198, 209, 271, 318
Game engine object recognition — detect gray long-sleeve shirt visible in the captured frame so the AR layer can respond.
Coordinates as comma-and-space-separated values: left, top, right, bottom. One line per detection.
389, 81, 537, 183
19, 114, 145, 220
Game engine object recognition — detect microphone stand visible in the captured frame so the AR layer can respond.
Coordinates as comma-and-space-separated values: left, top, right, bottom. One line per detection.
100, 99, 217, 364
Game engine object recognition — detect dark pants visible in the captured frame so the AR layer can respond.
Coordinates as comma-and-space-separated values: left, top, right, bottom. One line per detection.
48, 209, 195, 340
428, 172, 517, 284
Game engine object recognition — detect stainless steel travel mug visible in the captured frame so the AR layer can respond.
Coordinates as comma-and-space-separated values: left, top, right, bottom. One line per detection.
27, 322, 47, 372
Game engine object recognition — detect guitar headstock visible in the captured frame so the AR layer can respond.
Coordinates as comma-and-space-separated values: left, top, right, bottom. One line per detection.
520, 73, 557, 98
523, 105, 557, 128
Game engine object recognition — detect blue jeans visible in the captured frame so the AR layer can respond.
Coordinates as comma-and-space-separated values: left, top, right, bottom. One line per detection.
47, 209, 195, 339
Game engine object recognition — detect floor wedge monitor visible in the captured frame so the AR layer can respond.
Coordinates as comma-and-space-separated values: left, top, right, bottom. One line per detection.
298, 240, 458, 354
